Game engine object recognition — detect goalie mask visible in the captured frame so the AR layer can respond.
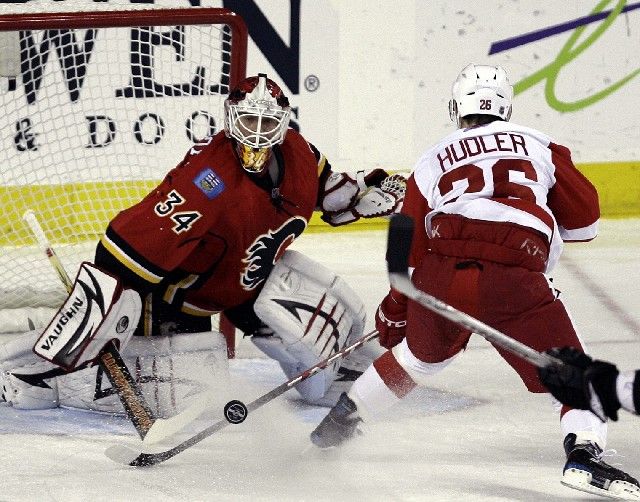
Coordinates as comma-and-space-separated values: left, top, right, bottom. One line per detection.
224, 73, 291, 173
448, 63, 513, 128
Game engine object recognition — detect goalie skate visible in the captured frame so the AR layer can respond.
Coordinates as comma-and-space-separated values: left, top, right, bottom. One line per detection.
310, 392, 362, 449
562, 433, 640, 500
313, 338, 384, 407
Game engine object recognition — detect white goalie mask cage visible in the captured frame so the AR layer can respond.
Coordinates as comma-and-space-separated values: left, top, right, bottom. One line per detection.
224, 74, 291, 149
448, 63, 513, 127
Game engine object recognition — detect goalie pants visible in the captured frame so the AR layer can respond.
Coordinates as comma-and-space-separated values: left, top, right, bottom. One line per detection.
405, 253, 582, 393
139, 293, 212, 337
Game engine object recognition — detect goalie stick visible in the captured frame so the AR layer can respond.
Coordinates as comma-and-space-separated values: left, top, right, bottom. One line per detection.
105, 328, 380, 467
22, 210, 157, 439
386, 214, 559, 368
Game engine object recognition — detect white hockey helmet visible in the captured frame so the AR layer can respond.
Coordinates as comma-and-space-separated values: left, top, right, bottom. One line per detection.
224, 73, 291, 173
448, 63, 513, 127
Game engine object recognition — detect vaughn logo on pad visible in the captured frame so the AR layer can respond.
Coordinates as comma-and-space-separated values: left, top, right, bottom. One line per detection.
34, 263, 118, 370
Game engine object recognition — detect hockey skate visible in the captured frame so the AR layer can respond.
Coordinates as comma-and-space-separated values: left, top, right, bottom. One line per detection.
310, 392, 362, 448
562, 433, 640, 500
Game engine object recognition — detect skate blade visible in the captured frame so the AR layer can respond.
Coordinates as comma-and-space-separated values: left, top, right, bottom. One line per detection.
562, 468, 640, 500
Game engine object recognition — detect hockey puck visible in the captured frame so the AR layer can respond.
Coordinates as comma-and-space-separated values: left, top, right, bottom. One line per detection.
224, 400, 248, 424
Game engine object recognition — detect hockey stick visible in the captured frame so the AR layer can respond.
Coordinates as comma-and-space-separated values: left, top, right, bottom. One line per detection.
105, 328, 380, 467
386, 214, 559, 368
22, 210, 157, 439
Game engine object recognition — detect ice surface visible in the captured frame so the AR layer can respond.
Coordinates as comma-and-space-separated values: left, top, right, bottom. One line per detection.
1, 219, 639, 501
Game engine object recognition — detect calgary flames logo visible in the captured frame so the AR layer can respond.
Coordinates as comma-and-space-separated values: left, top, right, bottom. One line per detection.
241, 217, 307, 291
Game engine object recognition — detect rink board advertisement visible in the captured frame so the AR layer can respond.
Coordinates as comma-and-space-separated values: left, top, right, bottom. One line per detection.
0, 0, 637, 243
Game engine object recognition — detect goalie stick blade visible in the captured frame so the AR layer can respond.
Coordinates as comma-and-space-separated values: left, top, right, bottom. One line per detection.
106, 416, 233, 467
386, 214, 414, 275
23, 209, 158, 441
105, 329, 380, 467
105, 444, 147, 466
142, 395, 214, 445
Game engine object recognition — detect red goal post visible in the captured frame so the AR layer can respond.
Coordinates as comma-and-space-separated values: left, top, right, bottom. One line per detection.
0, 7, 244, 353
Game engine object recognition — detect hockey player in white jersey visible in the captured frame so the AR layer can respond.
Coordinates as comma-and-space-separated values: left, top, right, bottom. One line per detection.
310, 63, 640, 500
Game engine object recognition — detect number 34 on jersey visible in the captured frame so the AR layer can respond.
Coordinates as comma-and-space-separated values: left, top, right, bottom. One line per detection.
153, 189, 202, 234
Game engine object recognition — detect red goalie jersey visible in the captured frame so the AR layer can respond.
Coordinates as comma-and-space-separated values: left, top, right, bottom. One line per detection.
96, 129, 326, 319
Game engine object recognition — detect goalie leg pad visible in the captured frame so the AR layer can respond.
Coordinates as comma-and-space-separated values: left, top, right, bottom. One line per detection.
313, 339, 385, 407
2, 330, 228, 417
33, 262, 141, 371
253, 250, 366, 403
2, 262, 141, 409
57, 331, 228, 418
251, 335, 333, 404
0, 330, 60, 409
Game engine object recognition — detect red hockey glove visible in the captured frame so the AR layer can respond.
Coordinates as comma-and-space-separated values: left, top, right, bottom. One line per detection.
375, 289, 408, 349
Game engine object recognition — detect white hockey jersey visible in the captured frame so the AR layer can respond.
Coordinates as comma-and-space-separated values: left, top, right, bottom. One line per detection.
407, 121, 599, 272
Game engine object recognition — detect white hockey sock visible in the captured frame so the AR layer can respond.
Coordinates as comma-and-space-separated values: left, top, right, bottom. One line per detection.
348, 363, 402, 421
349, 340, 459, 421
561, 408, 608, 448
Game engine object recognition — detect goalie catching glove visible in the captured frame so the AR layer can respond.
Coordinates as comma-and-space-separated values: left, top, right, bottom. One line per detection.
320, 169, 406, 226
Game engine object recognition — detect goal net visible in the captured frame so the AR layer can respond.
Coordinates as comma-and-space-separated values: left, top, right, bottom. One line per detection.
0, 6, 247, 333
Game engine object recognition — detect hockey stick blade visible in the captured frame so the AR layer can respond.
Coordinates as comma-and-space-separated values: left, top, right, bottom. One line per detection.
386, 215, 559, 368
105, 417, 231, 466
141, 394, 215, 445
106, 329, 379, 467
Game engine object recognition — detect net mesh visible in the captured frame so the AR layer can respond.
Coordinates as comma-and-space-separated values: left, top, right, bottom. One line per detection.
0, 8, 243, 320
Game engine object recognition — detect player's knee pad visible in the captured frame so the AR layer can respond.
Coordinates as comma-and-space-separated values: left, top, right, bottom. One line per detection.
56, 331, 228, 417
252, 250, 366, 403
